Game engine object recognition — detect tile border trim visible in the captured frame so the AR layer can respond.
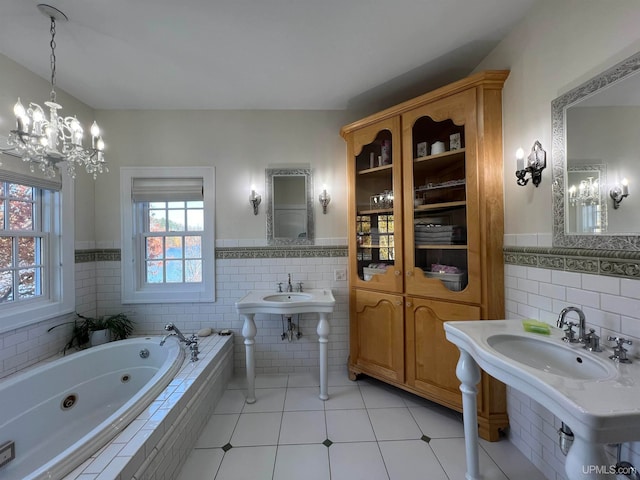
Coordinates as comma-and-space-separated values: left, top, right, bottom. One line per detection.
504, 246, 640, 279
75, 245, 348, 263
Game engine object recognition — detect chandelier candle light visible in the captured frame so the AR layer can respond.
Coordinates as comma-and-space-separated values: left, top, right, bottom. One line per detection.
3, 4, 107, 179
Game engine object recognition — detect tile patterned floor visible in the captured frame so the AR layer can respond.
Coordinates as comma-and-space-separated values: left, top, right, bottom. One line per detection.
177, 371, 546, 480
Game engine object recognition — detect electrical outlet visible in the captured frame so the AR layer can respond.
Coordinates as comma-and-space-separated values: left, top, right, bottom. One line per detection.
334, 269, 346, 281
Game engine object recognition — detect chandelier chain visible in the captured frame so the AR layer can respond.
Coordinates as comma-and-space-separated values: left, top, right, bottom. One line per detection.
49, 16, 57, 102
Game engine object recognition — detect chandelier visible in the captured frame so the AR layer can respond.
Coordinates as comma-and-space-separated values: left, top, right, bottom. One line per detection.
2, 4, 107, 179
568, 177, 600, 206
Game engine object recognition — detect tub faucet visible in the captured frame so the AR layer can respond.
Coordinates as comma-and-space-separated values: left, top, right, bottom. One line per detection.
557, 306, 586, 343
160, 323, 199, 361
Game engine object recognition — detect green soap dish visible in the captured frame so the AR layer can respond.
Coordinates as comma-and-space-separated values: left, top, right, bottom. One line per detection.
522, 319, 551, 335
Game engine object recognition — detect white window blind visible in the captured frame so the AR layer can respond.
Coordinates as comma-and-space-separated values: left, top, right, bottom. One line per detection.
131, 177, 203, 202
0, 151, 62, 191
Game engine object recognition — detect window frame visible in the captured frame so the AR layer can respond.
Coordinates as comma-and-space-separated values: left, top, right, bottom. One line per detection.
0, 173, 74, 334
120, 167, 215, 304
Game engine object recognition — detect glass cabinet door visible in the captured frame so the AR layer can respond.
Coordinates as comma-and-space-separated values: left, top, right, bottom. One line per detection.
347, 117, 403, 293
402, 90, 481, 303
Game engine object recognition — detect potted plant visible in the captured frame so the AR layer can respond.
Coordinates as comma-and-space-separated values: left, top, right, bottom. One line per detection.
48, 312, 135, 353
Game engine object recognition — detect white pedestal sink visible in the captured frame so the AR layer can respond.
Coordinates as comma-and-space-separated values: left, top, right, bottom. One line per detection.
235, 289, 335, 403
445, 320, 639, 480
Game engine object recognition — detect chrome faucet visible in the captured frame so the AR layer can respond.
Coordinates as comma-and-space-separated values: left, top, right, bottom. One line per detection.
287, 273, 293, 292
557, 306, 586, 343
160, 323, 199, 361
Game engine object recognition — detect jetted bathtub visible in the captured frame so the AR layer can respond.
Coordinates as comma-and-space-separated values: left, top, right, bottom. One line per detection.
0, 336, 185, 480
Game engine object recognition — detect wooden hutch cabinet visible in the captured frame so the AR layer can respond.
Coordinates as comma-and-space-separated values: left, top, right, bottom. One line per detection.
341, 71, 509, 441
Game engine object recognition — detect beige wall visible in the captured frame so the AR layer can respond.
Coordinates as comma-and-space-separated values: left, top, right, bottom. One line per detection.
474, 0, 640, 238
94, 109, 350, 243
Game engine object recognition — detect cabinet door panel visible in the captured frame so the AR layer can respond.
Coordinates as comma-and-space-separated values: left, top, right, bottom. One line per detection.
346, 117, 403, 293
402, 89, 481, 303
406, 297, 480, 410
350, 289, 404, 383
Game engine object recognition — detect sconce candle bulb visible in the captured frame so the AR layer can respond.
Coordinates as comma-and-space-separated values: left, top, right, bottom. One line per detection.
249, 186, 261, 215
319, 185, 331, 214
610, 178, 630, 209
515, 141, 546, 187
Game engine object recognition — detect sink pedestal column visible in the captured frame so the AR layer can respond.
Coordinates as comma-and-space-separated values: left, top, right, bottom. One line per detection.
455, 348, 482, 480
317, 313, 330, 400
565, 436, 614, 480
241, 313, 257, 404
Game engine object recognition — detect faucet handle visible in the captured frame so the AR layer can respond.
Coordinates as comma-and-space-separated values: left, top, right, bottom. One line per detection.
277, 282, 283, 292
297, 282, 304, 292
608, 336, 633, 363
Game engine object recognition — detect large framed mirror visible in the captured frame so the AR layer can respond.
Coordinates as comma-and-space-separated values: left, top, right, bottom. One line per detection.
266, 166, 314, 245
552, 51, 640, 249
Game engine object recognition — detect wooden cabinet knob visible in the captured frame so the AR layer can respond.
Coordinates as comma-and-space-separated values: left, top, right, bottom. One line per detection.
406, 301, 412, 307
396, 300, 403, 306
395, 270, 401, 276
406, 271, 413, 277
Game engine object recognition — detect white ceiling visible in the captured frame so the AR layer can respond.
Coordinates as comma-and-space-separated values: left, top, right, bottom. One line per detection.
0, 0, 536, 111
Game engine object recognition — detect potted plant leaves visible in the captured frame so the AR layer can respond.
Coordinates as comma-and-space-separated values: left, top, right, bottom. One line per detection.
48, 312, 135, 353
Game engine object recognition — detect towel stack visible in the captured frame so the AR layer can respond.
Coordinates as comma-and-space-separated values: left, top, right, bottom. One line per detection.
414, 224, 465, 245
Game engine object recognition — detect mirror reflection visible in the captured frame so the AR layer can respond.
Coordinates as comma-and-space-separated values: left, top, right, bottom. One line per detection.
552, 51, 640, 249
266, 167, 314, 245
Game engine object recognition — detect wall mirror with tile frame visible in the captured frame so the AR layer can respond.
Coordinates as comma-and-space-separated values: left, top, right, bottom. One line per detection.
266, 166, 314, 245
552, 50, 640, 249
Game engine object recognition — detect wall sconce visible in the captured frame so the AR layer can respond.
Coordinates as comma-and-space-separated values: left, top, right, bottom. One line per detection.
249, 186, 261, 215
319, 185, 331, 214
610, 178, 629, 209
515, 141, 546, 187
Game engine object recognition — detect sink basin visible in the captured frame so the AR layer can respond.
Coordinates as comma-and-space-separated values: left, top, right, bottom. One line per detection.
262, 293, 313, 302
235, 289, 335, 315
486, 334, 612, 380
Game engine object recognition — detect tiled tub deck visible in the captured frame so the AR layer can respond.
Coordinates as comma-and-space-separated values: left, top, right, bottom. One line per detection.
64, 333, 234, 480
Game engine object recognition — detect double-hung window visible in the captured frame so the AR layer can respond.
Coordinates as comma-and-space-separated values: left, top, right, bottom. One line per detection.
120, 167, 215, 303
0, 157, 74, 333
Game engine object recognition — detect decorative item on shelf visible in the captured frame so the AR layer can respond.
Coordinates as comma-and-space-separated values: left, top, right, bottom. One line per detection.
610, 178, 629, 209
370, 190, 394, 210
430, 141, 445, 155
0, 4, 107, 180
515, 140, 546, 187
249, 186, 261, 215
319, 185, 331, 214
424, 264, 467, 291
417, 142, 428, 158
381, 140, 391, 165
568, 177, 600, 206
450, 133, 461, 151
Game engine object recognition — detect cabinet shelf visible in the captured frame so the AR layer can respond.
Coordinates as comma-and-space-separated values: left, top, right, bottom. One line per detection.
414, 148, 465, 164
358, 208, 394, 215
414, 200, 466, 211
358, 164, 393, 176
